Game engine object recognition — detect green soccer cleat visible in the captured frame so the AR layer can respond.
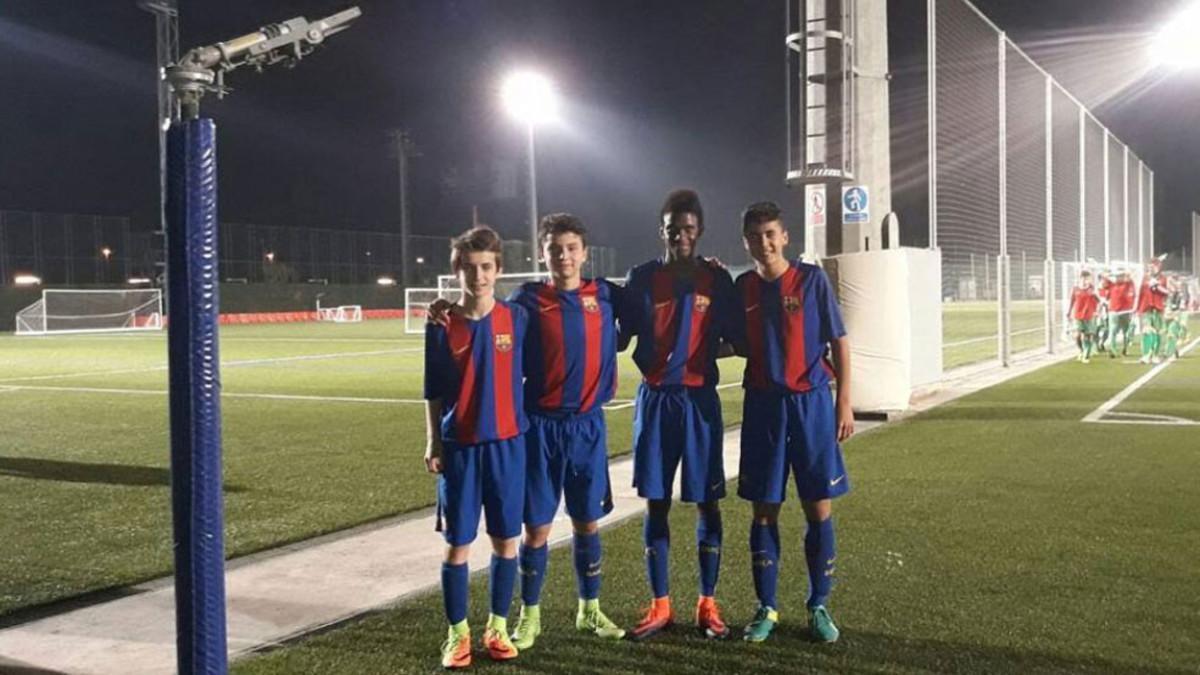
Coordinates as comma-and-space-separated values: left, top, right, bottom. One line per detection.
511, 604, 541, 651
742, 606, 779, 643
809, 605, 840, 643
576, 599, 626, 640
440, 622, 472, 670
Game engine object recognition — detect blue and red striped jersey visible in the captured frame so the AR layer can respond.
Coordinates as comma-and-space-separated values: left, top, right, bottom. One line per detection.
620, 259, 740, 388
423, 300, 529, 444
736, 261, 845, 393
508, 279, 620, 415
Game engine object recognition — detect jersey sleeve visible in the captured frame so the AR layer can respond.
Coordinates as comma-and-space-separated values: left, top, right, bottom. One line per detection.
815, 267, 847, 343
615, 268, 641, 352
423, 323, 449, 401
715, 267, 746, 353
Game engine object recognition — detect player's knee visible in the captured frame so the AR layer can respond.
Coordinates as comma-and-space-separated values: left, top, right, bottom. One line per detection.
445, 544, 471, 565
524, 524, 552, 548
571, 519, 599, 535
490, 535, 520, 559
801, 498, 832, 522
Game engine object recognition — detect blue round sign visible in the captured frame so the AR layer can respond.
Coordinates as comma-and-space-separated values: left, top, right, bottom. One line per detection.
843, 187, 868, 213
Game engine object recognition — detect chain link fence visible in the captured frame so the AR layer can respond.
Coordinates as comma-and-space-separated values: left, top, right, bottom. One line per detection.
930, 0, 1155, 370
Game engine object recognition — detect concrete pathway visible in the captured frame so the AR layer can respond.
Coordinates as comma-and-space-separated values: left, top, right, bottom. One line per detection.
0, 350, 1066, 674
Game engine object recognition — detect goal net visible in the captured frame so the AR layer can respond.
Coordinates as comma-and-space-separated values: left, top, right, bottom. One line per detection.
316, 304, 363, 323
15, 289, 163, 335
404, 272, 550, 334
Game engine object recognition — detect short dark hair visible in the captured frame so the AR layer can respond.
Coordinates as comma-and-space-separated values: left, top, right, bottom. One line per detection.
450, 226, 503, 272
660, 189, 704, 229
741, 201, 784, 236
538, 213, 588, 248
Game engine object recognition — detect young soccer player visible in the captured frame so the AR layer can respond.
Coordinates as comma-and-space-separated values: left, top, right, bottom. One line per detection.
1100, 268, 1136, 357
505, 213, 626, 648
1137, 258, 1169, 364
424, 226, 529, 669
1163, 274, 1186, 359
619, 189, 741, 641
1068, 270, 1102, 363
733, 202, 854, 644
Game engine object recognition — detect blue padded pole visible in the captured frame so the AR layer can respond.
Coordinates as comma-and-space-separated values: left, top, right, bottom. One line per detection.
166, 118, 228, 675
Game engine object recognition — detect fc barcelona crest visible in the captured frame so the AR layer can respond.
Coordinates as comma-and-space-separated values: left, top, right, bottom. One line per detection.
582, 295, 600, 314
495, 333, 513, 352
694, 294, 711, 313
783, 296, 802, 314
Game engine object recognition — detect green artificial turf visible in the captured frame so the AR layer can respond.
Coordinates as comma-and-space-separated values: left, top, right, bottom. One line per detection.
0, 321, 743, 617
943, 300, 1047, 370
235, 349, 1200, 674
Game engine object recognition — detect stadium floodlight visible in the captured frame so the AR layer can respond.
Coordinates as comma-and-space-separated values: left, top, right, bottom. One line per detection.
377, 276, 396, 286
14, 274, 41, 286
265, 251, 276, 262
100, 246, 113, 260
127, 277, 153, 285
501, 70, 559, 274
416, 256, 425, 264
1152, 2, 1200, 68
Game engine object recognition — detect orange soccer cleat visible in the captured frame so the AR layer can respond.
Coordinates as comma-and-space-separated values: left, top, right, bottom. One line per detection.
628, 596, 674, 641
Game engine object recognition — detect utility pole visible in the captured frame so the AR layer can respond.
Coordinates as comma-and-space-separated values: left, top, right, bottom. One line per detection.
138, 0, 180, 250
387, 129, 419, 287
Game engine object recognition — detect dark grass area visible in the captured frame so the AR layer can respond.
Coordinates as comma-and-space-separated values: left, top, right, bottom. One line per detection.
236, 353, 1200, 674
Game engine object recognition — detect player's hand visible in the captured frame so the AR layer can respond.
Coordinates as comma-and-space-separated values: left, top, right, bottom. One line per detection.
424, 441, 444, 474
836, 400, 855, 442
426, 299, 455, 327
702, 256, 727, 271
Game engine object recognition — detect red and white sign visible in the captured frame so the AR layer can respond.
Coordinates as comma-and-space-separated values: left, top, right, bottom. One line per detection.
805, 184, 826, 227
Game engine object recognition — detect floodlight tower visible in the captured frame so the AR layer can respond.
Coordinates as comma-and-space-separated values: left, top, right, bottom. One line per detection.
502, 71, 559, 273
387, 128, 421, 288
161, 8, 361, 673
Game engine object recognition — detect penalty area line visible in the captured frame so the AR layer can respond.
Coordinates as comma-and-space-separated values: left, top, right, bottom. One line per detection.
1082, 337, 1200, 425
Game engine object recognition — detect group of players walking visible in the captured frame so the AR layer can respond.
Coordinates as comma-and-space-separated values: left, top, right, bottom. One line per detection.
422, 190, 854, 668
1067, 258, 1195, 364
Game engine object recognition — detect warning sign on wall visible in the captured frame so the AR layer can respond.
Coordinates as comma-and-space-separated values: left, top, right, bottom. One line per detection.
805, 184, 826, 227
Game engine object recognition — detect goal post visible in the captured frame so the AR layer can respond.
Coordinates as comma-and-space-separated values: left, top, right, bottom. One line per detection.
15, 289, 164, 335
315, 303, 363, 323
404, 272, 551, 334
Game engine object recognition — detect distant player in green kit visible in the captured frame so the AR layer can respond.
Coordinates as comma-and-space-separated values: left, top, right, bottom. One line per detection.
1099, 267, 1136, 357
1137, 258, 1169, 364
1067, 270, 1102, 363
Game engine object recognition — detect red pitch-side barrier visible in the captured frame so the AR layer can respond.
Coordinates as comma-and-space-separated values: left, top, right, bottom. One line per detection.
159, 309, 407, 327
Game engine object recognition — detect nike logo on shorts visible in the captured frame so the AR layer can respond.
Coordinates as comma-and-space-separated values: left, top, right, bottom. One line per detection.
829, 475, 845, 487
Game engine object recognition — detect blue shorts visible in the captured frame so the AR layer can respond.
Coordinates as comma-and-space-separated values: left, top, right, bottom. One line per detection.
737, 386, 850, 503
437, 436, 526, 546
525, 408, 614, 527
632, 384, 725, 503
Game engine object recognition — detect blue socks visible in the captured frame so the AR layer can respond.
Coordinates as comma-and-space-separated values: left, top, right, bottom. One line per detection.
441, 561, 469, 625
518, 543, 549, 606
805, 518, 836, 609
750, 522, 781, 608
490, 555, 518, 618
643, 512, 671, 598
573, 532, 603, 600
697, 507, 723, 597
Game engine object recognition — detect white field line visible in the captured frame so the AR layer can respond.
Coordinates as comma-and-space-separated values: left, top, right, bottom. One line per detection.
0, 384, 424, 405
602, 381, 741, 412
944, 326, 1042, 349
1082, 337, 1200, 425
0, 348, 422, 384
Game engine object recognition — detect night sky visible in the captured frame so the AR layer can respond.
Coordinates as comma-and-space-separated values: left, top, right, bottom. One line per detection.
1, 0, 1196, 268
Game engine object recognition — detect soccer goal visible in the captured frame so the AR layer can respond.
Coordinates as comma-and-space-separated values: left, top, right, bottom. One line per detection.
316, 303, 363, 323
403, 272, 549, 334
15, 289, 164, 335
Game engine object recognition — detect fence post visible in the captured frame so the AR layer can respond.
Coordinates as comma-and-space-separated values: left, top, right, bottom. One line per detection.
998, 254, 1011, 366
998, 32, 1008, 364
